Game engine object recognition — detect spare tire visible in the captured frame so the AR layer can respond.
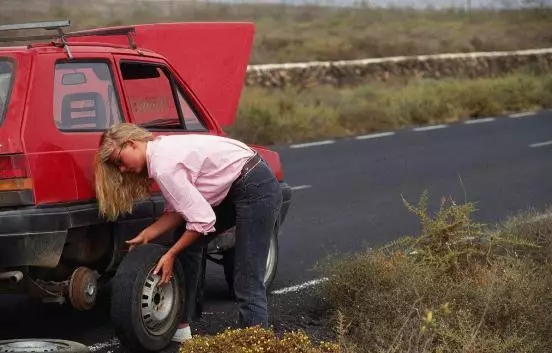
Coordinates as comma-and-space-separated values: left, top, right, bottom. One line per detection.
110, 243, 184, 352
0, 339, 89, 353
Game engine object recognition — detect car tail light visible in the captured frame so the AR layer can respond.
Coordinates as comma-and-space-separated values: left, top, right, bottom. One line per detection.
0, 154, 29, 179
0, 154, 34, 207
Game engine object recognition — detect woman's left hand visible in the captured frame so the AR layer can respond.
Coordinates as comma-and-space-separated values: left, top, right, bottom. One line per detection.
153, 252, 176, 285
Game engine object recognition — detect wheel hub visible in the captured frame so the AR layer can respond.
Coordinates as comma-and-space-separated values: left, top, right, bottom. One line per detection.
141, 272, 176, 335
68, 267, 97, 311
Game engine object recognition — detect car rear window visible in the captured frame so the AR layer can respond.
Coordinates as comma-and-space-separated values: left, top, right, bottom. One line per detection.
0, 60, 14, 125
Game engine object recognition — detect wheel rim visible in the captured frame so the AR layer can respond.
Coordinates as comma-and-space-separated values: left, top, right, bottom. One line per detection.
264, 235, 276, 284
140, 271, 178, 335
0, 340, 70, 352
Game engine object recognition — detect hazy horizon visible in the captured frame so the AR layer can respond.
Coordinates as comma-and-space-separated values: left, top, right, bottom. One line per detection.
138, 0, 549, 9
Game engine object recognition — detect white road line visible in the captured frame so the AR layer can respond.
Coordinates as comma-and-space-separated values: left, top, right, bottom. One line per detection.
355, 131, 395, 140
271, 277, 329, 295
413, 124, 448, 132
88, 338, 120, 352
509, 111, 536, 118
464, 117, 496, 124
290, 140, 335, 148
291, 185, 312, 191
529, 140, 552, 148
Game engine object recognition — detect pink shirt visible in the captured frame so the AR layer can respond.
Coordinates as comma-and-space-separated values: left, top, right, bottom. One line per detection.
145, 134, 255, 234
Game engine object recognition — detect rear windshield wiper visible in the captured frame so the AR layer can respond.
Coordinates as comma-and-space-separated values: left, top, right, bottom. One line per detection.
138, 118, 182, 128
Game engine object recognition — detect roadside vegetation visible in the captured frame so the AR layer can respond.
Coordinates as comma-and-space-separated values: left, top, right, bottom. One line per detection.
178, 326, 339, 353
3, 0, 552, 64
230, 70, 552, 145
319, 192, 552, 352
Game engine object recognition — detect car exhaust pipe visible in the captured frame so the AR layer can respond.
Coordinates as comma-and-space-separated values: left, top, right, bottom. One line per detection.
0, 271, 23, 283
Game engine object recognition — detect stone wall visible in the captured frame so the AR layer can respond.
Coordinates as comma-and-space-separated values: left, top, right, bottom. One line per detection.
245, 48, 552, 88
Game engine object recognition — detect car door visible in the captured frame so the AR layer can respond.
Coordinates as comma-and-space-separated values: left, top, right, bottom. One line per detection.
111, 54, 215, 216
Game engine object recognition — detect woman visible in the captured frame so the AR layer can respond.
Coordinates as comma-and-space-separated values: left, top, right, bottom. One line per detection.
94, 123, 283, 342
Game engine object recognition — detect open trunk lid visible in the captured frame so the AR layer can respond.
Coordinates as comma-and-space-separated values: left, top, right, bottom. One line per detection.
68, 22, 255, 127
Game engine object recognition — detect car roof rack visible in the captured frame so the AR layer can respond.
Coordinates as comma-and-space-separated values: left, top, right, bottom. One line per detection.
0, 20, 137, 58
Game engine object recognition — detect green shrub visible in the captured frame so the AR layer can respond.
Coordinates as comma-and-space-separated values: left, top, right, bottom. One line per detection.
178, 326, 340, 353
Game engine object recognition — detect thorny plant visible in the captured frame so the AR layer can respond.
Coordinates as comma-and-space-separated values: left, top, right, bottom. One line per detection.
379, 190, 539, 273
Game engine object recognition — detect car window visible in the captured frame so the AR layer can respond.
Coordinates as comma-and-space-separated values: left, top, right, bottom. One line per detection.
119, 61, 207, 131
0, 60, 14, 126
53, 61, 123, 131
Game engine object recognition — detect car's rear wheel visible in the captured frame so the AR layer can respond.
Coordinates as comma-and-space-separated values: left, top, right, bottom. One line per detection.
222, 227, 279, 296
110, 243, 184, 352
0, 339, 89, 353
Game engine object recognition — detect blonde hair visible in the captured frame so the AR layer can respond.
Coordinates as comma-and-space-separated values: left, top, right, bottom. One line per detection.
94, 123, 154, 221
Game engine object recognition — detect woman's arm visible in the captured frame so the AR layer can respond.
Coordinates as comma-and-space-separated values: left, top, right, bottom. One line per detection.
126, 212, 183, 249
146, 212, 184, 239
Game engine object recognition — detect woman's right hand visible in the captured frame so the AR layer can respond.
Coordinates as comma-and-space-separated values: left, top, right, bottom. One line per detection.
126, 228, 154, 251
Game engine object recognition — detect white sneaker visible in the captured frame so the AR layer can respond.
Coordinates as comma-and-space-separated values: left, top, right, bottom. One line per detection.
171, 326, 192, 343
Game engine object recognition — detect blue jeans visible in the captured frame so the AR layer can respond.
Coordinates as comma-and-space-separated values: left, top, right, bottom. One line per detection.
173, 158, 282, 328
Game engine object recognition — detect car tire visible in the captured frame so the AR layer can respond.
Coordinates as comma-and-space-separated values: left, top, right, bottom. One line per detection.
0, 339, 89, 353
222, 227, 279, 296
110, 243, 184, 352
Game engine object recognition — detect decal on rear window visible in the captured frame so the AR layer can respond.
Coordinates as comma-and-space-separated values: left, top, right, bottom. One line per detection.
119, 61, 207, 131
0, 59, 14, 125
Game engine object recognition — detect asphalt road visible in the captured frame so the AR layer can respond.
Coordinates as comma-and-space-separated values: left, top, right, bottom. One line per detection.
1, 110, 552, 352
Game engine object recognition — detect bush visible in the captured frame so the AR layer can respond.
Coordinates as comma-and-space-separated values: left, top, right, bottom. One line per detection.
229, 72, 552, 145
319, 192, 552, 353
178, 326, 340, 353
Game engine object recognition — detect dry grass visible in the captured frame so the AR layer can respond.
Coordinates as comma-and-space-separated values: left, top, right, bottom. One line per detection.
228, 70, 552, 145
1, 1, 552, 64
318, 192, 552, 353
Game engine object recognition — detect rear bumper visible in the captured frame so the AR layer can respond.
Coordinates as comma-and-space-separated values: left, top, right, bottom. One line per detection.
0, 204, 97, 268
0, 198, 162, 268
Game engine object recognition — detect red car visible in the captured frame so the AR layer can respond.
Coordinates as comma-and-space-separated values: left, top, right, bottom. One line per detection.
0, 20, 292, 351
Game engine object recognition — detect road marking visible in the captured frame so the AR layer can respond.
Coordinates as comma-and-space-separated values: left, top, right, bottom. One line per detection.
88, 338, 120, 352
529, 140, 552, 148
509, 111, 536, 118
464, 117, 496, 124
271, 277, 329, 295
291, 185, 312, 191
355, 131, 395, 140
290, 140, 335, 148
413, 124, 448, 132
